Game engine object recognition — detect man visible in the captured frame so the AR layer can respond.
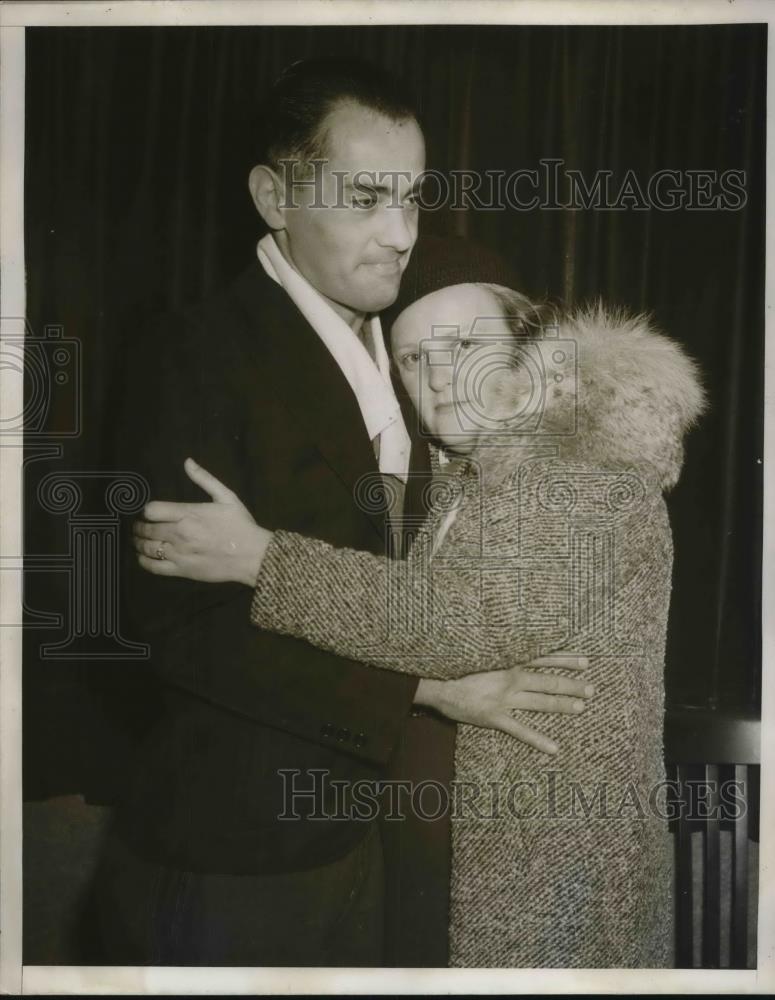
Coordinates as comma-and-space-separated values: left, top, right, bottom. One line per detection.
94, 57, 588, 967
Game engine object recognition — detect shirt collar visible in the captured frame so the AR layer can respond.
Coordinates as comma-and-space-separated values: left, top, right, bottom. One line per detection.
256, 234, 410, 481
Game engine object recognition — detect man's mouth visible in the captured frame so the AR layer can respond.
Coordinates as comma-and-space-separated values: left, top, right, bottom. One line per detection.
368, 259, 402, 273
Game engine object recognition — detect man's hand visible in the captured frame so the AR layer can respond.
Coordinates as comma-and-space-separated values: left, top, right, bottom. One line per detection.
414, 656, 593, 755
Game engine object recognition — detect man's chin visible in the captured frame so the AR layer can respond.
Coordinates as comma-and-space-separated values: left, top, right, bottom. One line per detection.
365, 285, 402, 314
333, 277, 401, 316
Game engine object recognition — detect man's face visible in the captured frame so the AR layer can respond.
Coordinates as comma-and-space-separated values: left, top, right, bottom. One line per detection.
276, 101, 425, 322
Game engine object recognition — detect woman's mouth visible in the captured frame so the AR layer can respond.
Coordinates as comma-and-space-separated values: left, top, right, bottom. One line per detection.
435, 400, 470, 412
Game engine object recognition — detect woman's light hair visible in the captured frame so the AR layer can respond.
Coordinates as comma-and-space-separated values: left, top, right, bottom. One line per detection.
479, 283, 554, 342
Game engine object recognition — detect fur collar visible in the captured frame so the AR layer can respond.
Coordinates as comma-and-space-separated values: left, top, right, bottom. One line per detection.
469, 304, 707, 491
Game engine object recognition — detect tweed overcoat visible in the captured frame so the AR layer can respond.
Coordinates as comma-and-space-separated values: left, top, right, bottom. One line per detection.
250, 306, 706, 967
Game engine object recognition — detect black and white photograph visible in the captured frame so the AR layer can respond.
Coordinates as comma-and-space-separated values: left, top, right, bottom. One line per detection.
1, 0, 771, 993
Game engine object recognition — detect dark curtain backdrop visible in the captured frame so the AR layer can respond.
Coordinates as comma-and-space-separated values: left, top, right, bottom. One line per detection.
23, 25, 764, 800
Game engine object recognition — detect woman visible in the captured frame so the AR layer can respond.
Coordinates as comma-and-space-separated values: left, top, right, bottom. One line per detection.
135, 252, 705, 967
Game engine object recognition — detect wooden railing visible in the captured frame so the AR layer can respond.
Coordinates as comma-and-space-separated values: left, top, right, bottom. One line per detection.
664, 708, 760, 969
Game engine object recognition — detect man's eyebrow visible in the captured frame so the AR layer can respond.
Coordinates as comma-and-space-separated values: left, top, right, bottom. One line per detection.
344, 179, 389, 194
343, 177, 426, 196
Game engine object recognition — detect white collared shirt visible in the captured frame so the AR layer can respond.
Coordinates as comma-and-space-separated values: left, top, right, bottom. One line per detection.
256, 233, 411, 483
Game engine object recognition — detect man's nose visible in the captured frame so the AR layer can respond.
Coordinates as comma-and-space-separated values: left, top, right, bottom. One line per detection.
378, 205, 416, 253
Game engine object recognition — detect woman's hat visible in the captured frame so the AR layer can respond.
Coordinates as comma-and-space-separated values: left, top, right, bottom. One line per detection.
383, 233, 520, 330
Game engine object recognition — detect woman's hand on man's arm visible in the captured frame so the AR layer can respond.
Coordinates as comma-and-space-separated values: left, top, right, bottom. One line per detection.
131, 459, 595, 757
133, 458, 272, 587
414, 655, 594, 756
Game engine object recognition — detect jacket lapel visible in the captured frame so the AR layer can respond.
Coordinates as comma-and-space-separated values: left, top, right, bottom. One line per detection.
393, 368, 432, 534
230, 263, 388, 540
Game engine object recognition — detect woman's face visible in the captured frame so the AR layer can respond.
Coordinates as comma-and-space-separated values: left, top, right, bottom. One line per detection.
391, 283, 537, 455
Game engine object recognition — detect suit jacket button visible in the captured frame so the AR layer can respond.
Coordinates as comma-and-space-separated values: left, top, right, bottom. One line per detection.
353, 732, 367, 748
321, 723, 335, 739
336, 728, 351, 743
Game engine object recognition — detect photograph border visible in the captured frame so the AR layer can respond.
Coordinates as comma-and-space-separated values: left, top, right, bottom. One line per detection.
1, 1, 772, 994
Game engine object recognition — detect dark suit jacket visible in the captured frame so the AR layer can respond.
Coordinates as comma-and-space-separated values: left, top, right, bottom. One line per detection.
112, 261, 443, 876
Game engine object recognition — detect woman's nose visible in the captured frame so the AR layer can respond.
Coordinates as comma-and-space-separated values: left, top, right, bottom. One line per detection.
427, 357, 453, 393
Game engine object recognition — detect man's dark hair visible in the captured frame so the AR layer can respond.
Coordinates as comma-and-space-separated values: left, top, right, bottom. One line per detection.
258, 56, 420, 170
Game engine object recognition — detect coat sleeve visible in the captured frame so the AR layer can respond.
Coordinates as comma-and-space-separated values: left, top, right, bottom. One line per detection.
116, 310, 417, 766
250, 471, 601, 678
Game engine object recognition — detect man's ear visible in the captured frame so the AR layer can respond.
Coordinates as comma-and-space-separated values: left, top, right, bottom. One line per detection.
249, 164, 286, 230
